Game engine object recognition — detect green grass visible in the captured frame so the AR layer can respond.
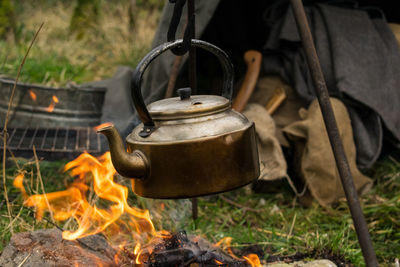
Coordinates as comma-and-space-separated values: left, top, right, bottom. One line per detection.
1, 46, 88, 85
0, 158, 68, 250
1, 154, 398, 266
0, 0, 163, 87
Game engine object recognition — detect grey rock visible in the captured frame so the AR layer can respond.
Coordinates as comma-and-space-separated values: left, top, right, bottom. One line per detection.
0, 228, 117, 267
266, 259, 337, 267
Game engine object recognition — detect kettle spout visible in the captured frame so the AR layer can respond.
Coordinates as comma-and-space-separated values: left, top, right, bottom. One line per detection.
97, 124, 148, 179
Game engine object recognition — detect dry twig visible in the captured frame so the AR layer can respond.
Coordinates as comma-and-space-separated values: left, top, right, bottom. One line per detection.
2, 22, 44, 226
287, 213, 297, 239
16, 252, 32, 267
219, 195, 262, 213
255, 227, 303, 241
32, 145, 55, 223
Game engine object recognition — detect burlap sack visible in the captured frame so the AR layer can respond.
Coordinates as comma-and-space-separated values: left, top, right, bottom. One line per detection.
389, 23, 400, 47
283, 98, 372, 206
249, 75, 307, 147
243, 103, 287, 181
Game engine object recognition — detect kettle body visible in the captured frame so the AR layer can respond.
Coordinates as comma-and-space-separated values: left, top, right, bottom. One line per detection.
99, 39, 260, 199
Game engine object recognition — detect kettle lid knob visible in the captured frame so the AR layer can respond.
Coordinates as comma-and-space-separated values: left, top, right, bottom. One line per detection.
177, 87, 191, 100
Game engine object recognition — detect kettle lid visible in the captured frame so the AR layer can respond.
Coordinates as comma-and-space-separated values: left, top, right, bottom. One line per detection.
147, 88, 230, 120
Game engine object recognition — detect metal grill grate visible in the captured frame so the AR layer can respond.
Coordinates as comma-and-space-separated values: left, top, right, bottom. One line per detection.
1, 127, 107, 159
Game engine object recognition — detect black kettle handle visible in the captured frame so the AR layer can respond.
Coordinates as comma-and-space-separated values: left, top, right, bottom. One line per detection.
132, 39, 234, 129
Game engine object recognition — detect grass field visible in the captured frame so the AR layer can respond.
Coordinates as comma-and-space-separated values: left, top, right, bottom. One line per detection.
1, 1, 399, 266
0, 0, 161, 86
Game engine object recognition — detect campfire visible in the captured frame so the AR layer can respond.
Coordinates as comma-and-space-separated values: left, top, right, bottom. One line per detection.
13, 151, 262, 266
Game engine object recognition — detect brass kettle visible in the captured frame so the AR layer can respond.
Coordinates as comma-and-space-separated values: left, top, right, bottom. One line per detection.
98, 39, 259, 199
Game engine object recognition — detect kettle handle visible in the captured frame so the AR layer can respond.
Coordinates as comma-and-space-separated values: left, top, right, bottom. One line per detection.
132, 39, 234, 129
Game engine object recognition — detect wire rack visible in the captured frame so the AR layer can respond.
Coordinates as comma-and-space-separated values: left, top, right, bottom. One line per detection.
0, 127, 107, 160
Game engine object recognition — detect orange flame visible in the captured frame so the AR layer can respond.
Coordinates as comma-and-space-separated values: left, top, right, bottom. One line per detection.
215, 259, 224, 265
29, 90, 37, 101
15, 152, 261, 266
93, 122, 113, 132
243, 254, 262, 267
46, 102, 56, 112
45, 95, 59, 112
113, 242, 127, 265
14, 152, 160, 252
135, 249, 143, 264
215, 237, 262, 266
214, 237, 240, 260
13, 174, 27, 199
133, 243, 141, 255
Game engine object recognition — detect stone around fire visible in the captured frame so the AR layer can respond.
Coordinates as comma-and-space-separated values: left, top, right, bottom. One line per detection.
266, 259, 337, 267
0, 228, 116, 267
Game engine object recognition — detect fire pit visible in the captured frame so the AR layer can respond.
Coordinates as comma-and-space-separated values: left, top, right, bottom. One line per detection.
6, 152, 262, 266
0, 228, 260, 266
0, 78, 108, 159
0, 78, 105, 128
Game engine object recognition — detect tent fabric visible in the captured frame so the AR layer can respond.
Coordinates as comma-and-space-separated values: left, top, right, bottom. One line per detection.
262, 3, 400, 168
83, 66, 141, 140
92, 1, 400, 171
141, 1, 400, 169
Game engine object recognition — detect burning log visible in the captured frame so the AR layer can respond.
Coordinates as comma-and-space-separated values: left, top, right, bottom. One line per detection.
138, 231, 248, 267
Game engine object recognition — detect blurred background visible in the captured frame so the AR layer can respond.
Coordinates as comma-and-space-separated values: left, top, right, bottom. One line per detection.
0, 0, 165, 86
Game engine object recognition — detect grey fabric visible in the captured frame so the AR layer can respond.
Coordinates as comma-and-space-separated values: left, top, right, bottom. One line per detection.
83, 66, 140, 137
263, 3, 400, 169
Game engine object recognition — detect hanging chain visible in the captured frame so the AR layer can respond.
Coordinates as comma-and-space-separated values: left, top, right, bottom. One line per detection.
167, 0, 195, 55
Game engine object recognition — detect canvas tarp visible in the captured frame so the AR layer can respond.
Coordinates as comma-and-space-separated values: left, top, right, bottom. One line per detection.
139, 1, 400, 168
91, 1, 400, 172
